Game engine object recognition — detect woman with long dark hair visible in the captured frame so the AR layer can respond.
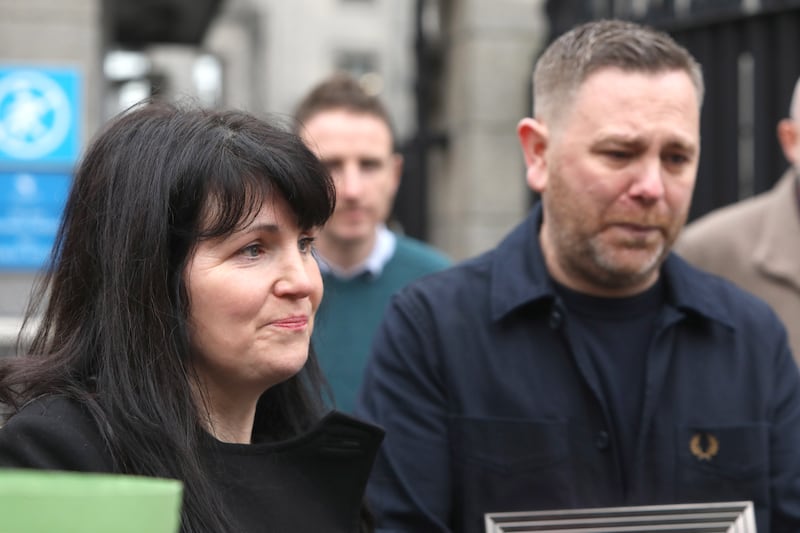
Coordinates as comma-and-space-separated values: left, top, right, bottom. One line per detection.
0, 102, 383, 533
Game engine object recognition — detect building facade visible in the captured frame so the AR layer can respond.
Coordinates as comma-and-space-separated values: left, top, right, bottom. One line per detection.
0, 0, 552, 353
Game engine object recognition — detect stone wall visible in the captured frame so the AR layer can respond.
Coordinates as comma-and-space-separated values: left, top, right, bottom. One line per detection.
429, 0, 547, 260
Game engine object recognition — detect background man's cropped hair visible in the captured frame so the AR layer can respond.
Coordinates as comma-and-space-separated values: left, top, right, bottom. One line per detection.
293, 72, 396, 140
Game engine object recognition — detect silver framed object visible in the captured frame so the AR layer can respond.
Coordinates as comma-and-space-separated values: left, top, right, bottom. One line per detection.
485, 501, 756, 532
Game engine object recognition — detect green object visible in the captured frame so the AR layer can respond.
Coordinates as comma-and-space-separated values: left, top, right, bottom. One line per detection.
314, 234, 451, 412
0, 469, 183, 533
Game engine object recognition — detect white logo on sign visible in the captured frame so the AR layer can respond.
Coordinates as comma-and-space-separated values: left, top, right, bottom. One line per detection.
14, 173, 37, 200
0, 70, 71, 160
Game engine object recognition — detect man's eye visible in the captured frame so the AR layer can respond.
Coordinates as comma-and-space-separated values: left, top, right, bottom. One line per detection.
324, 161, 343, 174
360, 159, 382, 171
664, 153, 689, 165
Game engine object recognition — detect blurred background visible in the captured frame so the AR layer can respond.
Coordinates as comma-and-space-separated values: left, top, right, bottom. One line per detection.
1, 0, 799, 353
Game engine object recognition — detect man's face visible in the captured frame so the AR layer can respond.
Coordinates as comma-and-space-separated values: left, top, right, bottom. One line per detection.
519, 67, 701, 296
300, 109, 401, 248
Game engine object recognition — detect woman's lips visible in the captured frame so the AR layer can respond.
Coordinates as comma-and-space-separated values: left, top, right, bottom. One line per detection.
270, 316, 309, 330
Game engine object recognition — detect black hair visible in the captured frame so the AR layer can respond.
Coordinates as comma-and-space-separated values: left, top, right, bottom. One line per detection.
0, 101, 336, 533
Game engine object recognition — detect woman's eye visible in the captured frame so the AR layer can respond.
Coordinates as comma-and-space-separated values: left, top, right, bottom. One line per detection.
298, 237, 316, 254
241, 244, 262, 258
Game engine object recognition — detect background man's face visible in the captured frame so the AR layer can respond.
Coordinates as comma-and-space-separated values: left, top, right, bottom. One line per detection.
301, 109, 401, 248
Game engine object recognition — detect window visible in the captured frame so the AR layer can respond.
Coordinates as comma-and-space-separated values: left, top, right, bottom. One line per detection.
335, 50, 378, 80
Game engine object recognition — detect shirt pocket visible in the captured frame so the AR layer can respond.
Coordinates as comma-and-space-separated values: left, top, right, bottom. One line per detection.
448, 416, 573, 517
675, 423, 769, 505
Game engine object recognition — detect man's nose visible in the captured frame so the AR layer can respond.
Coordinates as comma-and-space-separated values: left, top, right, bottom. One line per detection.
338, 163, 363, 198
629, 158, 665, 201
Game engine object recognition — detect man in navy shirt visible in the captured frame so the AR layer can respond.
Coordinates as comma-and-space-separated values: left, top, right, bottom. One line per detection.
355, 19, 800, 533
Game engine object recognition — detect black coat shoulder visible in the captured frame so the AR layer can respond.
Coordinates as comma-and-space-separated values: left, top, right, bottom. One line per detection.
0, 395, 114, 472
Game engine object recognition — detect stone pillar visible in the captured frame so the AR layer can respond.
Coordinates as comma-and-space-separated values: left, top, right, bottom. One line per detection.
429, 0, 547, 260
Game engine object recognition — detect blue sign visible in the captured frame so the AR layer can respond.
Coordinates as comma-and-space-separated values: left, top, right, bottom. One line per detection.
0, 172, 71, 270
0, 67, 81, 170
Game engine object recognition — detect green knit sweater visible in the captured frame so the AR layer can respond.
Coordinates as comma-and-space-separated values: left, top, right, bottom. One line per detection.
312, 235, 450, 412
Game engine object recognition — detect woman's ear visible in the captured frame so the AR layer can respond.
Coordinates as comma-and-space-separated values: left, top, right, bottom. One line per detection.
517, 117, 549, 193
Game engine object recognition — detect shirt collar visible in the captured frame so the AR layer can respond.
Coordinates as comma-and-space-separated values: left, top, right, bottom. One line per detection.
489, 203, 732, 328
489, 204, 556, 321
318, 225, 397, 280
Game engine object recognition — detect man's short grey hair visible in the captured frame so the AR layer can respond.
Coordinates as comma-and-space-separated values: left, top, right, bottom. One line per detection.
533, 19, 704, 125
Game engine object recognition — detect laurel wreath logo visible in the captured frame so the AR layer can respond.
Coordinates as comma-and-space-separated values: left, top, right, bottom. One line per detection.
689, 432, 719, 461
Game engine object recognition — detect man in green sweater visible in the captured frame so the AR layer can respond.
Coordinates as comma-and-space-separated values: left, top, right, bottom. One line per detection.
295, 73, 450, 412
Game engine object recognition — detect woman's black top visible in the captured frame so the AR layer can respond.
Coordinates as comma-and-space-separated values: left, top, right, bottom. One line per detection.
0, 395, 384, 532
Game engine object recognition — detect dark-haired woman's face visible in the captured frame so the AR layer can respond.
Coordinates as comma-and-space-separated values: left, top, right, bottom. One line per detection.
184, 196, 323, 404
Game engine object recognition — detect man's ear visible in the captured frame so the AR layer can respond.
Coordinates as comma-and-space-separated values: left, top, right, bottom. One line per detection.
517, 117, 549, 193
391, 153, 403, 195
777, 118, 799, 166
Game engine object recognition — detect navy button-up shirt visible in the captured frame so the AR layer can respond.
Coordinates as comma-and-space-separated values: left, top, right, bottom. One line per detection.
355, 204, 800, 533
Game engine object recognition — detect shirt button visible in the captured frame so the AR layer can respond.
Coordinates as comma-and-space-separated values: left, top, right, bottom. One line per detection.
548, 309, 563, 329
594, 431, 610, 450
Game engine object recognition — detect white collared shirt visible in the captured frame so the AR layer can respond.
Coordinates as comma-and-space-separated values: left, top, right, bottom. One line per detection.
317, 225, 397, 280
